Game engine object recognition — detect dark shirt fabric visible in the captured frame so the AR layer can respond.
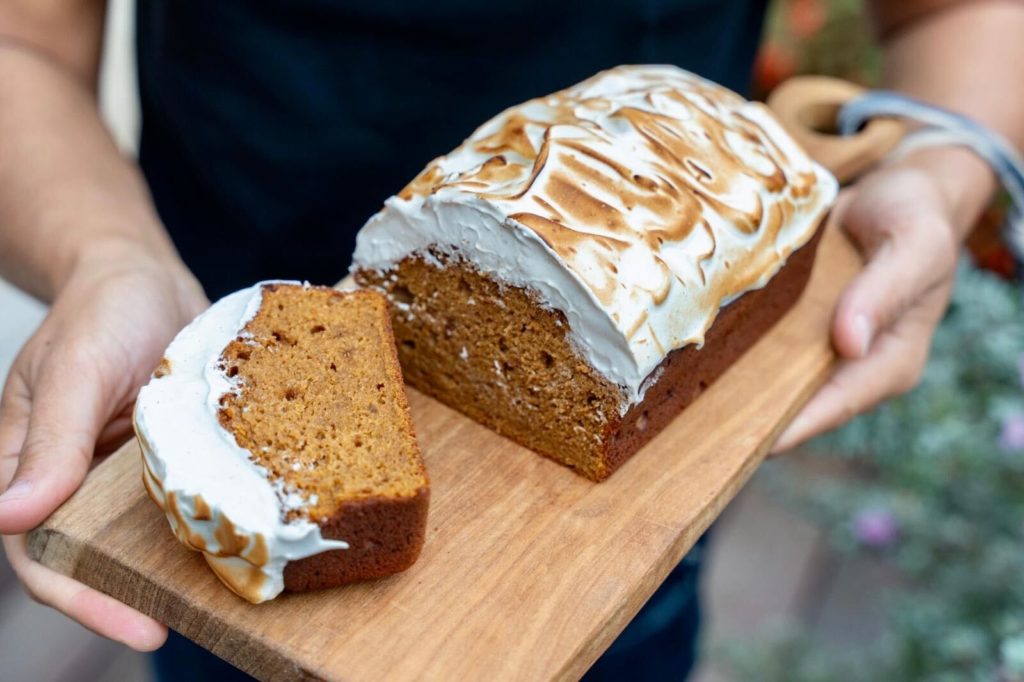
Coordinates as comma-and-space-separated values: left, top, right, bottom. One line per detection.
139, 1, 761, 679
137, 0, 767, 299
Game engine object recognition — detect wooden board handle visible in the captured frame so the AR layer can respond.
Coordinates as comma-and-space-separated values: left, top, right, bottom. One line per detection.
767, 76, 906, 184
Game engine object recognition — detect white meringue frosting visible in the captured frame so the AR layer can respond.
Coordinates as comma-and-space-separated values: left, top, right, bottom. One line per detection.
352, 65, 837, 406
133, 281, 347, 603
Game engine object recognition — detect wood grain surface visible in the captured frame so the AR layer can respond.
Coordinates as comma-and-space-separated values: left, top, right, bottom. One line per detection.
26, 215, 861, 681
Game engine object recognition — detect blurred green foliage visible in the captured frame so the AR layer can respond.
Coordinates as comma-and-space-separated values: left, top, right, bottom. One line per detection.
755, 0, 879, 96
724, 262, 1024, 680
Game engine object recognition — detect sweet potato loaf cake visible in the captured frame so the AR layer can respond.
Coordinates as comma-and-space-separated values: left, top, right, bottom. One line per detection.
133, 283, 428, 603
352, 65, 838, 481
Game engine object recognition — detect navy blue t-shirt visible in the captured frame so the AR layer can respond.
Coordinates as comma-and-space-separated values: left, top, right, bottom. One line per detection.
136, 0, 767, 298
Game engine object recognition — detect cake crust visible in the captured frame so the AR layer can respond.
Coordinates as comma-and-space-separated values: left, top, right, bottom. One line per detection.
284, 487, 429, 590
600, 220, 825, 477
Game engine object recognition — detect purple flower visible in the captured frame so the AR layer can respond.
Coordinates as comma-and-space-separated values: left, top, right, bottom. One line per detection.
999, 412, 1024, 452
852, 507, 900, 549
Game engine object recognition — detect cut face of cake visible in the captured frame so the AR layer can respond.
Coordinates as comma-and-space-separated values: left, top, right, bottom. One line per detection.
352, 65, 838, 481
133, 283, 428, 602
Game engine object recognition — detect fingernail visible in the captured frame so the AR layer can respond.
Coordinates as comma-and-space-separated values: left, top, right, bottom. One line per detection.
854, 313, 873, 357
0, 479, 33, 503
772, 416, 804, 455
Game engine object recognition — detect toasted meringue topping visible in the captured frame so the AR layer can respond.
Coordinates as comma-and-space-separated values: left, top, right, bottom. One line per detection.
353, 65, 838, 407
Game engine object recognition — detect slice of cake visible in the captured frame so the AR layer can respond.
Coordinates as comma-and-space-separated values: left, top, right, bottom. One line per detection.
351, 65, 838, 481
133, 282, 428, 603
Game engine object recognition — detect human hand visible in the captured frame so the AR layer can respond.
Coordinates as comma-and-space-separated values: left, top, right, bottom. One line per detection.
0, 241, 207, 650
772, 147, 996, 453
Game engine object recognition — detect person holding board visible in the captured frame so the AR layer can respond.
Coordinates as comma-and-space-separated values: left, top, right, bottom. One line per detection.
0, 1, 1022, 678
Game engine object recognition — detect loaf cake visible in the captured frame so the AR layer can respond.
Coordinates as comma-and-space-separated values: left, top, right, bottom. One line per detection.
351, 65, 838, 481
133, 282, 429, 603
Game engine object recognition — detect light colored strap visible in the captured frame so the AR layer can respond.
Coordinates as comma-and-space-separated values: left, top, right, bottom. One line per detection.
838, 91, 1024, 265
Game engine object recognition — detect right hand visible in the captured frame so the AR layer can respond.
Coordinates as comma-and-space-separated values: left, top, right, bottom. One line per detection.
0, 242, 207, 650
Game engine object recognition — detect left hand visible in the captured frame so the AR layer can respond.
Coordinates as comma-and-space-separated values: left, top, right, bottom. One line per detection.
0, 242, 207, 650
772, 147, 994, 452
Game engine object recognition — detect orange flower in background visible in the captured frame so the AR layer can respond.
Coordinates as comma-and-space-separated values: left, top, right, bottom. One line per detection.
753, 41, 797, 96
967, 203, 1017, 279
788, 0, 827, 39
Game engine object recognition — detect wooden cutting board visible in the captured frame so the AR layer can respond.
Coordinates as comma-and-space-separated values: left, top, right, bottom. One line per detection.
27, 76, 886, 680
27, 216, 861, 681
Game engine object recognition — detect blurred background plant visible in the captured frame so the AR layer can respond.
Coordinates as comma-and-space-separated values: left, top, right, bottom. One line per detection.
753, 0, 879, 98
715, 1, 1024, 679
722, 262, 1024, 681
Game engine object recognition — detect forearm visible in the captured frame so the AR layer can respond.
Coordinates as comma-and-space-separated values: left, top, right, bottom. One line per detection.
0, 40, 180, 302
872, 0, 1024, 236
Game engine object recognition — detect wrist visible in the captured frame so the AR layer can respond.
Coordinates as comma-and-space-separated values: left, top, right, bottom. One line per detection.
52, 227, 182, 294
891, 145, 998, 241
59, 234, 205, 312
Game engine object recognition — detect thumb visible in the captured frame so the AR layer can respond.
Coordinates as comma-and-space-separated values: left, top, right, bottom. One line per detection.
832, 206, 956, 361
0, 370, 31, 494
0, 350, 107, 534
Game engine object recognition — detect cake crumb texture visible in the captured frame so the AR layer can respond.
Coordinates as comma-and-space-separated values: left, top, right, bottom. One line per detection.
218, 285, 427, 523
359, 252, 626, 481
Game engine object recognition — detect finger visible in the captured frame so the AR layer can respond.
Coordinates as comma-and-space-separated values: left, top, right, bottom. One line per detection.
833, 206, 956, 360
771, 286, 946, 454
3, 534, 167, 651
95, 409, 135, 458
0, 347, 107, 534
0, 369, 32, 492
